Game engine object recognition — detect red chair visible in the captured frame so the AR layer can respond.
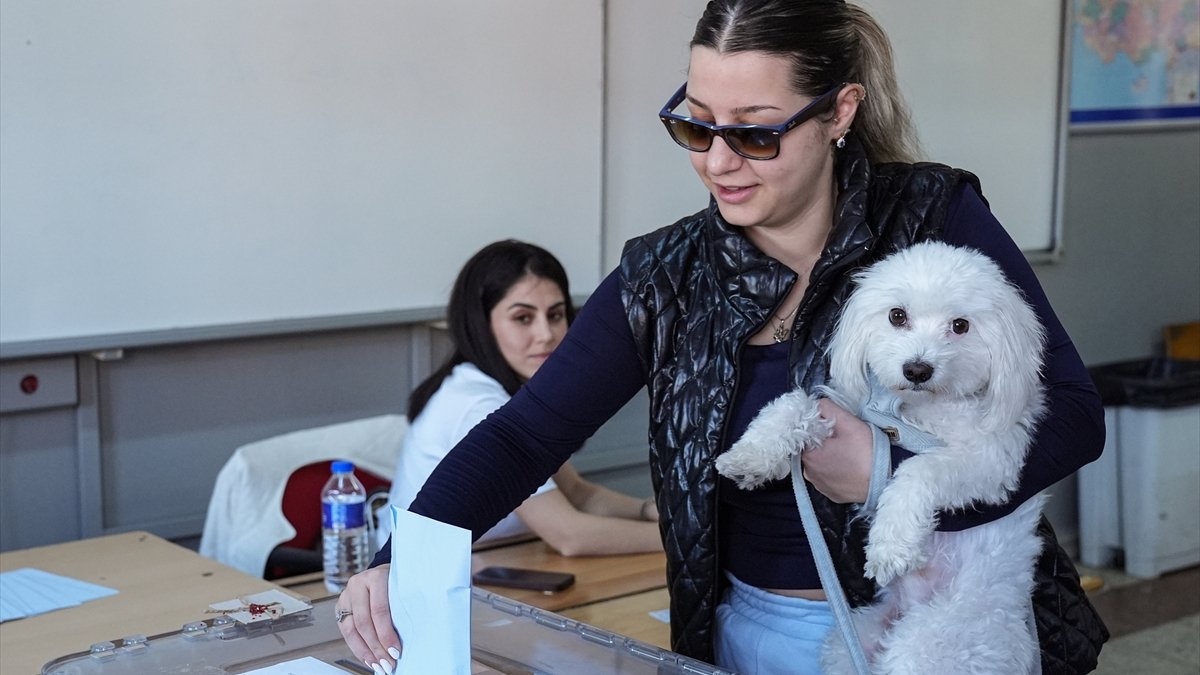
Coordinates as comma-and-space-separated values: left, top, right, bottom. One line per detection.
265, 461, 392, 580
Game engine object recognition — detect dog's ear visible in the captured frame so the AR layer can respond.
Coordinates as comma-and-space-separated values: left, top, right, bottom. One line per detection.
826, 284, 874, 406
978, 283, 1047, 432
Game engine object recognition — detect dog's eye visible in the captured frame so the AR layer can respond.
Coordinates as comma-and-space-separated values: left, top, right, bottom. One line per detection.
888, 308, 907, 327
952, 318, 970, 335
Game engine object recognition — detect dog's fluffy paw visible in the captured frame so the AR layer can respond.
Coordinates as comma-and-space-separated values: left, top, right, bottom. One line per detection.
714, 444, 793, 490
715, 389, 830, 490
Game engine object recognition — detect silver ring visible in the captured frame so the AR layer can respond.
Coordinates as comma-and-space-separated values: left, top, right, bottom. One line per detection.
335, 608, 352, 623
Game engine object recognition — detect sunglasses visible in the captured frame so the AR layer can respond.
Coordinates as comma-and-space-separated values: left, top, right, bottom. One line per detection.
659, 82, 844, 160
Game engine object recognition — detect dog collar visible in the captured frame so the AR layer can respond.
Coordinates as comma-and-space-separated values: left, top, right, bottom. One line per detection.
860, 370, 944, 454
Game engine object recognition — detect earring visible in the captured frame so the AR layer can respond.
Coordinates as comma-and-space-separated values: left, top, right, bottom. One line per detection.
835, 130, 848, 149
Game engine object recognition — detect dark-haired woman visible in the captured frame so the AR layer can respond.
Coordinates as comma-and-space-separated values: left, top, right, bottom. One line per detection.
374, 239, 661, 557
338, 3, 1107, 674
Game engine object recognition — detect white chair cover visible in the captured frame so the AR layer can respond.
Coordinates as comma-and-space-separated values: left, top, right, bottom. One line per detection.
199, 414, 406, 577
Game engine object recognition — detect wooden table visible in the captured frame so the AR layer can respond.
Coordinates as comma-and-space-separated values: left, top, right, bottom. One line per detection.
1, 533, 511, 675
1, 532, 673, 674
0, 531, 282, 675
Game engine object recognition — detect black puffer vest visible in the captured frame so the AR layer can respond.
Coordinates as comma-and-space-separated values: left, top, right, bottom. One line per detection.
618, 137, 1107, 672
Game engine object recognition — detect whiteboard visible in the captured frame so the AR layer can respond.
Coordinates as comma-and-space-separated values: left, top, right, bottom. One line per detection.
1, 0, 1066, 351
0, 0, 604, 347
855, 0, 1066, 254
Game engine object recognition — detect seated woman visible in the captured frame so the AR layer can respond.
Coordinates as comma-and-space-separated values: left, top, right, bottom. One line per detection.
376, 239, 662, 556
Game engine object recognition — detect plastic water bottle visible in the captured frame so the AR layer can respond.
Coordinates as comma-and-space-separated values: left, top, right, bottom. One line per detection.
321, 460, 369, 593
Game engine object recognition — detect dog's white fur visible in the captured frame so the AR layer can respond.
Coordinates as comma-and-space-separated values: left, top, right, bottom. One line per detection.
715, 241, 1048, 674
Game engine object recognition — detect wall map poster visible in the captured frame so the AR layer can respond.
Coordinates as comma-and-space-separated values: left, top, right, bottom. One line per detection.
1069, 0, 1200, 125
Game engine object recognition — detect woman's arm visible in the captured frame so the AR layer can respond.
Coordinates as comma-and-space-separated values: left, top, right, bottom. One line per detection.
935, 184, 1105, 528
346, 275, 650, 667
402, 273, 649, 545
514, 465, 662, 556
551, 462, 658, 521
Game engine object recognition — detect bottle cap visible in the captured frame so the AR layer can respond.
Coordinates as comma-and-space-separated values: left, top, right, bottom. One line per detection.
331, 460, 355, 474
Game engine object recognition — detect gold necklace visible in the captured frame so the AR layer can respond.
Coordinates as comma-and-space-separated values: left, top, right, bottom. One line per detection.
772, 303, 800, 343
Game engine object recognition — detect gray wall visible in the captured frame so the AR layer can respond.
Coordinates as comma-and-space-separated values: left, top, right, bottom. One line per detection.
0, 321, 655, 551
1, 326, 416, 549
1033, 126, 1200, 537
1042, 128, 1200, 366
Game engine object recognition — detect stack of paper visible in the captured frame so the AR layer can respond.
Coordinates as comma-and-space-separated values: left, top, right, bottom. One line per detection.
0, 568, 118, 622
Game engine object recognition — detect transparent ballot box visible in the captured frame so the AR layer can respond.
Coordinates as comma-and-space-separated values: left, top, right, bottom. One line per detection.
41, 589, 733, 674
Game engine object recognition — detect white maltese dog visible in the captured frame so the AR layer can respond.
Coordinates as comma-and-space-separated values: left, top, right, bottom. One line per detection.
716, 241, 1048, 675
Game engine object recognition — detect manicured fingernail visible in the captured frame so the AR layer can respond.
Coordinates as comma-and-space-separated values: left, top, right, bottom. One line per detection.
379, 660, 396, 675
388, 646, 401, 660
370, 663, 385, 675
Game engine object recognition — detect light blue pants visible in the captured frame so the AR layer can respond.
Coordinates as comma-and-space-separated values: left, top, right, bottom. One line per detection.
713, 572, 834, 674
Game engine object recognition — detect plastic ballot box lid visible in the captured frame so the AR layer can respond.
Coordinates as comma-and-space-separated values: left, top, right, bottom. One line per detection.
40, 589, 733, 675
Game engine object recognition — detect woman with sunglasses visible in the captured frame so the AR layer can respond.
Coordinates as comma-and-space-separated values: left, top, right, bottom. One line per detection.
338, 2, 1106, 673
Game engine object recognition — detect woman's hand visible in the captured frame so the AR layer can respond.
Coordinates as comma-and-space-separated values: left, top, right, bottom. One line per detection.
336, 564, 401, 675
640, 497, 660, 522
801, 398, 874, 503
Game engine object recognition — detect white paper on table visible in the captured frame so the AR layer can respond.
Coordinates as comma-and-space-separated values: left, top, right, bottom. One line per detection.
242, 655, 346, 674
388, 507, 472, 674
0, 568, 118, 622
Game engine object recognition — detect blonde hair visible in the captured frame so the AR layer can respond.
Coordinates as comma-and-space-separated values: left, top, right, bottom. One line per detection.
691, 0, 922, 164
843, 4, 921, 163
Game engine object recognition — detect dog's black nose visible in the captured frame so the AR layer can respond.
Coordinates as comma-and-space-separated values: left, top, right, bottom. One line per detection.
903, 360, 933, 384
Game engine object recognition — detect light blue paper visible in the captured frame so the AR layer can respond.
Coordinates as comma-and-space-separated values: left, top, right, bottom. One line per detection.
243, 655, 348, 674
0, 568, 118, 622
388, 507, 472, 674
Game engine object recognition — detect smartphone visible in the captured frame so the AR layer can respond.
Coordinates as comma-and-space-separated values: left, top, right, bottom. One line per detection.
471, 566, 576, 592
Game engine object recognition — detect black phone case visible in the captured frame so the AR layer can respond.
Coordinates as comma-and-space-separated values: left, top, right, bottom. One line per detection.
471, 566, 576, 592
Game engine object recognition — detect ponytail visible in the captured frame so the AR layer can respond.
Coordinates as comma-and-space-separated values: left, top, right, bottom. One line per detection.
845, 4, 921, 164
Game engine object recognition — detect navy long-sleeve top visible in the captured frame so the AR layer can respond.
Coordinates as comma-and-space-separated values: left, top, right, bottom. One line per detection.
374, 187, 1104, 589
